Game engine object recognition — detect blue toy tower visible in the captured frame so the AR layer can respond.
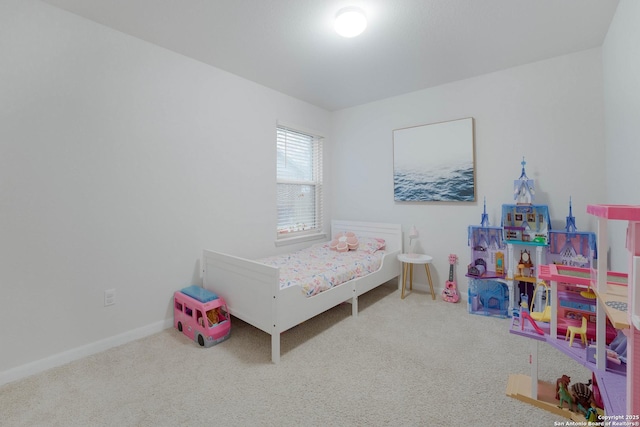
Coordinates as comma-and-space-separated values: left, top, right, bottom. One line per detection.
565, 197, 577, 233
514, 157, 535, 205
480, 197, 490, 227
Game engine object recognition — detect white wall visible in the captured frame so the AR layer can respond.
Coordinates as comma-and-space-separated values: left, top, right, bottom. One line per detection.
0, 0, 331, 381
602, 0, 640, 271
1, 0, 627, 384
331, 49, 607, 293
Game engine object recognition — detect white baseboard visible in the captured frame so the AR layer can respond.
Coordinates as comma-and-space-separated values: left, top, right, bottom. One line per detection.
0, 318, 174, 387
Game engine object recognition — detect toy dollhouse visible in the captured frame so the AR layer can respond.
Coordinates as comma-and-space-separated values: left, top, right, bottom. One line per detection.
547, 199, 597, 268
467, 199, 510, 317
466, 159, 638, 419
467, 159, 550, 317
586, 205, 640, 418
506, 205, 638, 420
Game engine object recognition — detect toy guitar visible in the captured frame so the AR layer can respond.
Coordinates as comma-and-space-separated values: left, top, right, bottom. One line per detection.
442, 254, 460, 303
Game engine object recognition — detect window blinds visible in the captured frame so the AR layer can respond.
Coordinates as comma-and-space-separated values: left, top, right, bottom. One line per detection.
276, 126, 323, 237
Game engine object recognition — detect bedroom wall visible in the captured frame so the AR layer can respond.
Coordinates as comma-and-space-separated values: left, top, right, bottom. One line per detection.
0, 0, 331, 382
602, 0, 640, 271
331, 48, 607, 294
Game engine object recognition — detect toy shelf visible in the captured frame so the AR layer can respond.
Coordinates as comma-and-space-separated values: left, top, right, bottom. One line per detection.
592, 280, 629, 330
503, 240, 549, 247
510, 275, 536, 283
465, 273, 505, 280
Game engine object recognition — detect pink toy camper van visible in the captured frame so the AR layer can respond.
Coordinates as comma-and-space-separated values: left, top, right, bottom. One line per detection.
174, 285, 230, 347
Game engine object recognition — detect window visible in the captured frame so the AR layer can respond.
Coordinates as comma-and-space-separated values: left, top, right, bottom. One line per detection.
276, 125, 323, 239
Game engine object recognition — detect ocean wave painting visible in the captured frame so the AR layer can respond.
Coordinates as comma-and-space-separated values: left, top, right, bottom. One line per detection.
394, 161, 475, 202
393, 117, 475, 202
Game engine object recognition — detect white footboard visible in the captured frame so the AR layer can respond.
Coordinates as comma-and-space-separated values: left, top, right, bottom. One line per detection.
203, 249, 357, 363
202, 250, 278, 335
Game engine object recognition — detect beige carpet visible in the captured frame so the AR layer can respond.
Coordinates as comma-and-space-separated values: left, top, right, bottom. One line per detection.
0, 282, 591, 426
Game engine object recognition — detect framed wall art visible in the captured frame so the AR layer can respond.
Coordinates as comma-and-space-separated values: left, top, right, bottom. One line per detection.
393, 117, 475, 202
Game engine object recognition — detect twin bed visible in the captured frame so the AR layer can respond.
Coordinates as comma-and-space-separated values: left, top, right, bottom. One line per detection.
202, 220, 402, 363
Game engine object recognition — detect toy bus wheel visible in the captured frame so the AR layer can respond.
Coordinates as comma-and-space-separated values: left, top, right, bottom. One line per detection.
177, 322, 182, 332
197, 334, 204, 347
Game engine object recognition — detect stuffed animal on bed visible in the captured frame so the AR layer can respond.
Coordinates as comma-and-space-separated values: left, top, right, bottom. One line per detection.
329, 232, 359, 252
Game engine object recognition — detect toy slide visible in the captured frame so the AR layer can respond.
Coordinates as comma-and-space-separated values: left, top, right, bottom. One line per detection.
521, 311, 545, 335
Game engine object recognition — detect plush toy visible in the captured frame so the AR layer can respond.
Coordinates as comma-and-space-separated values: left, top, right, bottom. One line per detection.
329, 232, 358, 252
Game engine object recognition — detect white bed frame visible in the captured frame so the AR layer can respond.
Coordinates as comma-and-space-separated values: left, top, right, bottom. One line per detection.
202, 220, 402, 363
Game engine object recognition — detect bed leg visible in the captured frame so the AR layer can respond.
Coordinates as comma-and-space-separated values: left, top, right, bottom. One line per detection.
271, 333, 280, 364
352, 295, 358, 317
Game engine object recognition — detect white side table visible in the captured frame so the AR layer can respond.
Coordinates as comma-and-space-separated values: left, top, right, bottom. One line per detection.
398, 253, 435, 300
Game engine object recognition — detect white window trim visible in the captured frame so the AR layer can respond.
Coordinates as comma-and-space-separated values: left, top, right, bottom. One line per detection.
275, 121, 325, 246
274, 231, 328, 247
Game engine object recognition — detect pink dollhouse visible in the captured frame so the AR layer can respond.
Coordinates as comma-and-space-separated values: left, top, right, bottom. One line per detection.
508, 205, 639, 419
586, 204, 640, 418
498, 160, 637, 419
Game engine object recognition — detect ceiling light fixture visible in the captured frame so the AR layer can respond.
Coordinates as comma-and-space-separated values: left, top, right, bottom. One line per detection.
334, 6, 367, 38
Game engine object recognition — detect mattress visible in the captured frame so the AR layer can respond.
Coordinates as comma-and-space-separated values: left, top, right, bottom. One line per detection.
258, 239, 385, 297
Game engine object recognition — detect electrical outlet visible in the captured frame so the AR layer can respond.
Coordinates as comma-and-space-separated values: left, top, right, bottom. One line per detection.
104, 289, 116, 306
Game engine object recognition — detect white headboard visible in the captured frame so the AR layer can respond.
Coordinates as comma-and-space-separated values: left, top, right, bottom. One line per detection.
331, 220, 402, 254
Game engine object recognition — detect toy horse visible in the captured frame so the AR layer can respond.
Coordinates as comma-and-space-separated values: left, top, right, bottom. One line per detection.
556, 376, 574, 411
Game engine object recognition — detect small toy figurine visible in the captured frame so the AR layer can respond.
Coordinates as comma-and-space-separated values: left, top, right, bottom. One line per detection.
570, 379, 594, 415
555, 375, 571, 400
557, 380, 574, 411
207, 308, 220, 326
585, 402, 598, 422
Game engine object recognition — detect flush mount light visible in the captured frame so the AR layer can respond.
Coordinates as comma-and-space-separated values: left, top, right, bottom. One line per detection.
334, 6, 367, 38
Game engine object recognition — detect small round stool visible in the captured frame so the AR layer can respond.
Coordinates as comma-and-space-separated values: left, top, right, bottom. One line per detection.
397, 253, 435, 300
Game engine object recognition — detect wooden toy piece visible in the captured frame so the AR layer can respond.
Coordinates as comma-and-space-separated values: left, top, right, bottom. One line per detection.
565, 316, 588, 348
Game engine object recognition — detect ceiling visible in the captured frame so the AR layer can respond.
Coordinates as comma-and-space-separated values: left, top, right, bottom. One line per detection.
41, 0, 619, 111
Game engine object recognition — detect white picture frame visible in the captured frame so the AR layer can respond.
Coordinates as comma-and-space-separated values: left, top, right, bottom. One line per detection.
393, 117, 475, 202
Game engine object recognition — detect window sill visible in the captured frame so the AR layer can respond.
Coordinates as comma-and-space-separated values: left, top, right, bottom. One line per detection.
275, 232, 327, 247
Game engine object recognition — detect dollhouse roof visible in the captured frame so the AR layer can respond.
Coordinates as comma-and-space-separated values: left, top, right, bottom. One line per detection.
513, 158, 535, 204
565, 198, 577, 232
480, 197, 490, 227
